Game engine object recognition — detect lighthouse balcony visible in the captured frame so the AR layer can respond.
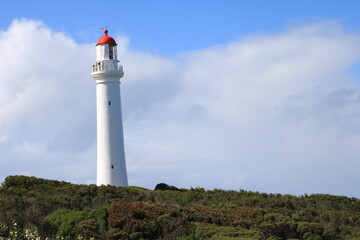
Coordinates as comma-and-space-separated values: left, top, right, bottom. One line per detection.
92, 60, 123, 73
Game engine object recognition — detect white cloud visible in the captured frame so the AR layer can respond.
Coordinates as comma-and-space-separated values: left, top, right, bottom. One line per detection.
1, 19, 360, 197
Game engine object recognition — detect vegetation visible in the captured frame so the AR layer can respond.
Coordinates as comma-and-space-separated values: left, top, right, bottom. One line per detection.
1, 175, 360, 239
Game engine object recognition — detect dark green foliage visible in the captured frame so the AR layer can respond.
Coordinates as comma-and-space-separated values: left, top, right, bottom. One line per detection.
43, 207, 109, 239
194, 222, 262, 239
45, 209, 88, 239
1, 175, 360, 239
178, 234, 202, 240
0, 222, 9, 238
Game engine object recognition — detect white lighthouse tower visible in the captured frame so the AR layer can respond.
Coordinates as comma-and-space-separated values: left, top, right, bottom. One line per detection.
91, 30, 128, 187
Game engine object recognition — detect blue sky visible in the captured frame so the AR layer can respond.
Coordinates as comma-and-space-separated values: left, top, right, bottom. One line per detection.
2, 0, 360, 55
2, 1, 360, 197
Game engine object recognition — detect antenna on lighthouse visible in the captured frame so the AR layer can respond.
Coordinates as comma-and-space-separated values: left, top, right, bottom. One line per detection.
91, 29, 128, 187
101, 27, 107, 31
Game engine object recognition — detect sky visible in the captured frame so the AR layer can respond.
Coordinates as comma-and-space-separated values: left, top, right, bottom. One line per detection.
1, 1, 360, 197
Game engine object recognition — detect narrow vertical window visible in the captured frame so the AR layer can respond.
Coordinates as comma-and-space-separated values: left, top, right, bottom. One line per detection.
111, 165, 114, 169
109, 45, 114, 59
113, 46, 117, 60
108, 101, 111, 106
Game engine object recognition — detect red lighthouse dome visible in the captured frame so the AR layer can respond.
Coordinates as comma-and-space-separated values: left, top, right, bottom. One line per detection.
96, 29, 117, 46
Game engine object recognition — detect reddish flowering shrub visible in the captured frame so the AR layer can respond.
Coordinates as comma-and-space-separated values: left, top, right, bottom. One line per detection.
230, 206, 263, 222
109, 201, 162, 231
186, 206, 235, 226
108, 200, 262, 239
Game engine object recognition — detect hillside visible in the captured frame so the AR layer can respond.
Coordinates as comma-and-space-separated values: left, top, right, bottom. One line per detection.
0, 175, 360, 240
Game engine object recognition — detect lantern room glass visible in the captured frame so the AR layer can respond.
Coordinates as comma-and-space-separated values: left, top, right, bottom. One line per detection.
109, 45, 117, 60
96, 44, 118, 61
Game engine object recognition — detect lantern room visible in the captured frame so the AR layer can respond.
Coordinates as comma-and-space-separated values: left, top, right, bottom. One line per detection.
96, 30, 118, 61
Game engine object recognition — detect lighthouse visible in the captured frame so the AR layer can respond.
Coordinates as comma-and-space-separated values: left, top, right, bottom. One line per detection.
91, 30, 128, 187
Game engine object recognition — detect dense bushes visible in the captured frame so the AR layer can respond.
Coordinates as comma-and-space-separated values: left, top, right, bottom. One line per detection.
1, 175, 360, 239
43, 206, 108, 239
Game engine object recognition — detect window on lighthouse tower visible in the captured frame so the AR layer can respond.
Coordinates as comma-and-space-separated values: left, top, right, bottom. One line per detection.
109, 45, 114, 59
109, 45, 117, 60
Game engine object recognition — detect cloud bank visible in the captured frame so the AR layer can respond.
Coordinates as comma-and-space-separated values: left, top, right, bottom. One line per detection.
1, 19, 360, 197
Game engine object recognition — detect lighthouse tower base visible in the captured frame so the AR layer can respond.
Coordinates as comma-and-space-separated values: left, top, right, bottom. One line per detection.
95, 77, 128, 187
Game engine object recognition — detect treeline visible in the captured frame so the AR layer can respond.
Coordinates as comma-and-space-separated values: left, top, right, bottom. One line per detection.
1, 175, 360, 239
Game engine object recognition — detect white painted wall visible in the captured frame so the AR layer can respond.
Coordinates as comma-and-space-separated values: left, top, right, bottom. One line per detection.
92, 43, 128, 187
